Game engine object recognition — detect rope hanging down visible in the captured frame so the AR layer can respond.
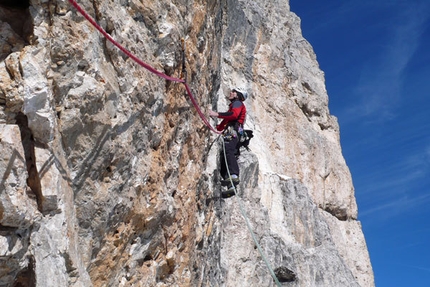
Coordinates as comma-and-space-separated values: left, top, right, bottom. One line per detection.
67, 1, 278, 283
221, 137, 282, 287
68, 0, 221, 134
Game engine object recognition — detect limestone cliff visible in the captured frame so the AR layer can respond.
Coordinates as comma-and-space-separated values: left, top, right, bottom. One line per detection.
0, 0, 374, 286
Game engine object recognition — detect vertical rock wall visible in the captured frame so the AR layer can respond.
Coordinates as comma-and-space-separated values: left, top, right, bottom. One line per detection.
0, 0, 374, 286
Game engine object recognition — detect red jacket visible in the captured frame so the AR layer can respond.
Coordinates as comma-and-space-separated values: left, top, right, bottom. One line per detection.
216, 99, 246, 131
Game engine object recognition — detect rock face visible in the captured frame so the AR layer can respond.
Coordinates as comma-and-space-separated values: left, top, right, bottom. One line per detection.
0, 0, 374, 286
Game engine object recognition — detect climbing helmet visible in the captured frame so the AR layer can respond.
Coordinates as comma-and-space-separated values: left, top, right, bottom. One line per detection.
233, 88, 248, 101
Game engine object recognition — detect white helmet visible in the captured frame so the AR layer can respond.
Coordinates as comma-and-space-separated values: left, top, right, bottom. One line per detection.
233, 88, 248, 101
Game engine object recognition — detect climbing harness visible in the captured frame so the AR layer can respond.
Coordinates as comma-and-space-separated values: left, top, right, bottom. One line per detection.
221, 136, 282, 287
68, 0, 221, 135
222, 126, 238, 141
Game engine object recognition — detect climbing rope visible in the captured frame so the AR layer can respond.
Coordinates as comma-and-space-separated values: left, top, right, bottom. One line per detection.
68, 1, 276, 282
221, 137, 282, 287
68, 0, 221, 134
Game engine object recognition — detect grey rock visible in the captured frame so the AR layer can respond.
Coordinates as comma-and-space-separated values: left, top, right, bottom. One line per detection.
0, 0, 374, 286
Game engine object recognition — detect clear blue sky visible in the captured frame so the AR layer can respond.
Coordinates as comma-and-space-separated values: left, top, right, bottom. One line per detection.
290, 1, 430, 286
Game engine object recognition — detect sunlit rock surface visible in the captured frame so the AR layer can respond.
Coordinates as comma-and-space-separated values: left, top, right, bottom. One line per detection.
0, 0, 373, 286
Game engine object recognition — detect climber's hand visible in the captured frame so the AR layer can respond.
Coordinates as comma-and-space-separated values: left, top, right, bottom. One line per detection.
208, 110, 218, 118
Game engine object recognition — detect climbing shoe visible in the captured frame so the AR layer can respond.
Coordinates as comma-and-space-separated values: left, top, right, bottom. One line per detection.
221, 186, 236, 198
220, 176, 240, 186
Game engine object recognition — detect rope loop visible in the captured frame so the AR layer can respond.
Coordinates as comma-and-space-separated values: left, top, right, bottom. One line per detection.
69, 1, 278, 283
68, 0, 221, 134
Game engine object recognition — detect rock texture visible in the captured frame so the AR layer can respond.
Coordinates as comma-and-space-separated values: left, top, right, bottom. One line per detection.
0, 0, 374, 286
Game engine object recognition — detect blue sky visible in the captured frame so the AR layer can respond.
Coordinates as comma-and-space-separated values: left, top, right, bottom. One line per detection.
290, 1, 430, 286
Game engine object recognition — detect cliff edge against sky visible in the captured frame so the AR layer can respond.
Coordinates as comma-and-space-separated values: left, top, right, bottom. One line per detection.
0, 0, 374, 286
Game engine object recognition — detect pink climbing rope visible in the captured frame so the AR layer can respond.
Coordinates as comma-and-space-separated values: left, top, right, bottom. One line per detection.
68, 0, 221, 134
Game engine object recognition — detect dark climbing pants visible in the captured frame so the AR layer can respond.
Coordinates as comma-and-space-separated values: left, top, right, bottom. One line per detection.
220, 136, 239, 179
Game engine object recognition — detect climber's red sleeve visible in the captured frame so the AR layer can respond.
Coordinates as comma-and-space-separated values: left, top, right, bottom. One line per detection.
216, 101, 244, 131
218, 102, 243, 121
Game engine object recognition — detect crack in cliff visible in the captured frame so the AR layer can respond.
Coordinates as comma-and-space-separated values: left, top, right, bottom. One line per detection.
13, 255, 36, 287
0, 0, 29, 9
0, 0, 33, 61
15, 113, 43, 213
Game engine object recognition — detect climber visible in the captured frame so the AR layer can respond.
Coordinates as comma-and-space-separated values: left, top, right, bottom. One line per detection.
209, 88, 247, 197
